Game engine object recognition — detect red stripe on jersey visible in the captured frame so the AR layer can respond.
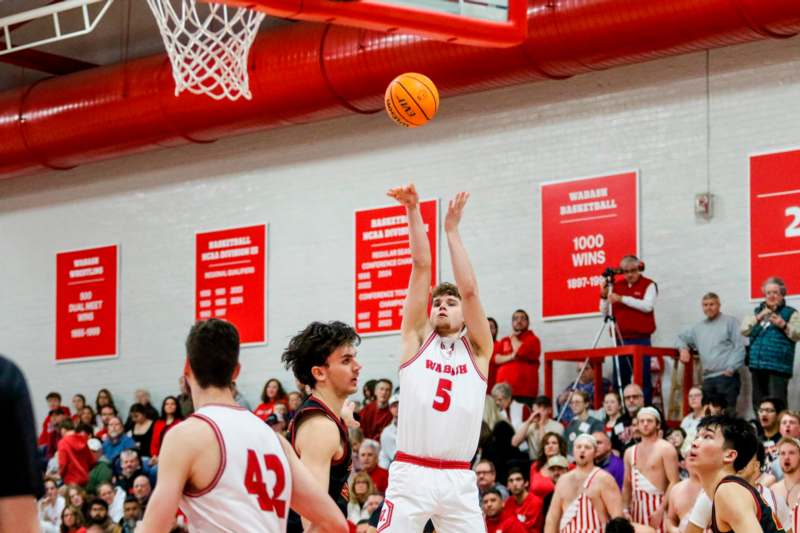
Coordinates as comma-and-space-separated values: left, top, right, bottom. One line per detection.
184, 413, 227, 497
394, 451, 471, 470
461, 336, 488, 383
400, 330, 437, 370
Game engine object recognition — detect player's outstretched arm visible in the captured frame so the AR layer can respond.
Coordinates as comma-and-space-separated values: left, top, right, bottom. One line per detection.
714, 483, 762, 532
138, 422, 198, 533
279, 437, 349, 533
388, 183, 431, 360
444, 192, 493, 359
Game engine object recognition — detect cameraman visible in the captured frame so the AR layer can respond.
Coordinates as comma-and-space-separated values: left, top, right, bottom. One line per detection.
741, 276, 800, 414
599, 255, 658, 404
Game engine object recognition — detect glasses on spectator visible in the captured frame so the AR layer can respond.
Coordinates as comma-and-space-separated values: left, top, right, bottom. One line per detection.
622, 268, 639, 273
624, 394, 643, 400
759, 408, 776, 413
475, 469, 492, 476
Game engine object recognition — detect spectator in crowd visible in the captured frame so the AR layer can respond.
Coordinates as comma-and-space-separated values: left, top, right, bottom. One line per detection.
543, 456, 569, 486
231, 381, 252, 410
544, 434, 622, 533
622, 384, 645, 418
360, 378, 393, 441
350, 428, 364, 473
176, 376, 193, 418
363, 494, 384, 519
65, 485, 88, 518
116, 450, 145, 495
504, 468, 544, 532
253, 378, 288, 421
676, 292, 746, 413
529, 433, 568, 499
664, 428, 688, 478
593, 431, 624, 489
492, 382, 532, 453
39, 392, 72, 447
71, 395, 86, 425
286, 391, 303, 423
39, 478, 65, 533
483, 488, 526, 533
601, 391, 630, 454
265, 412, 287, 435
131, 475, 151, 511
702, 393, 726, 417
359, 439, 389, 494
475, 459, 510, 500
95, 405, 116, 441
96, 483, 125, 524
101, 417, 134, 464
487, 317, 501, 391
78, 406, 96, 433
149, 396, 183, 463
495, 309, 541, 404
127, 404, 154, 457
564, 391, 604, 457
600, 256, 658, 403
57, 420, 95, 486
86, 439, 112, 494
361, 379, 377, 408
512, 395, 564, 460
86, 498, 121, 533
680, 387, 704, 441
45, 409, 69, 461
766, 410, 800, 481
94, 389, 116, 428
756, 397, 785, 455
556, 363, 611, 424
741, 276, 800, 413
378, 394, 399, 468
355, 518, 371, 533
767, 437, 800, 526
129, 390, 160, 429
60, 504, 86, 533
482, 418, 530, 486
119, 497, 142, 533
347, 471, 377, 524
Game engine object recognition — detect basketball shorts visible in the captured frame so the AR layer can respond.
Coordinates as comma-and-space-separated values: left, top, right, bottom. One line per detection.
376, 456, 484, 532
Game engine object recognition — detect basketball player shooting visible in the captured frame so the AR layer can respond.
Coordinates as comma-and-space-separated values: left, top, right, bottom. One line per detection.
138, 319, 348, 533
377, 184, 494, 532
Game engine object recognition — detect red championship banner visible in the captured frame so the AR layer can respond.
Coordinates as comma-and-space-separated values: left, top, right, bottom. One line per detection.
355, 200, 438, 336
196, 224, 266, 345
55, 245, 118, 362
540, 171, 639, 320
750, 148, 800, 300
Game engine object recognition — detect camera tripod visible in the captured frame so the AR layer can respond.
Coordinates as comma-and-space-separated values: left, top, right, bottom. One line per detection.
555, 278, 626, 423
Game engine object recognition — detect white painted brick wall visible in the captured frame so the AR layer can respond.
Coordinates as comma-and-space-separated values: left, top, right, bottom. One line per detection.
1, 37, 799, 424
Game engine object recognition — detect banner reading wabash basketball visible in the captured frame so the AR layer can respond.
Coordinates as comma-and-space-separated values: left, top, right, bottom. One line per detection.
55, 244, 118, 362
540, 171, 639, 320
196, 224, 266, 345
355, 200, 438, 335
750, 148, 800, 300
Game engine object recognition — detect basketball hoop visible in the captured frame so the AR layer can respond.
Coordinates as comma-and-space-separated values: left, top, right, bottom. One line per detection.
145, 0, 266, 101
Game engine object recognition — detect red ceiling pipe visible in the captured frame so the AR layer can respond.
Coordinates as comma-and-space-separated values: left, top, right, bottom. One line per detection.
0, 0, 798, 179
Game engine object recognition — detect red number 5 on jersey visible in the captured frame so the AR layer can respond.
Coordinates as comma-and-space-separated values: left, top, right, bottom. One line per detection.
432, 378, 452, 412
245, 449, 287, 517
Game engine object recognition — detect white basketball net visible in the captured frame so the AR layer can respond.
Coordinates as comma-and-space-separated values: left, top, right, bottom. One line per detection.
146, 0, 266, 101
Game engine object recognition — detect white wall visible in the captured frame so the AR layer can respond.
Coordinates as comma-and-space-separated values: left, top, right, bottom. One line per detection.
2, 37, 799, 425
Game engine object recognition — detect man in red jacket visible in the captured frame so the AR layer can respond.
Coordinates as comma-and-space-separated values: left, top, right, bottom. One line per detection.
57, 420, 96, 486
38, 392, 71, 447
483, 488, 527, 533
359, 378, 393, 440
495, 310, 541, 405
600, 255, 658, 404
504, 468, 544, 533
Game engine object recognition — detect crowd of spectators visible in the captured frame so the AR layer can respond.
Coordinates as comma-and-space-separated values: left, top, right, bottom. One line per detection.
34, 267, 799, 533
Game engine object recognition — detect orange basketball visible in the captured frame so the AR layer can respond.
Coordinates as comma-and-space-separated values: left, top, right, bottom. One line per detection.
385, 73, 440, 128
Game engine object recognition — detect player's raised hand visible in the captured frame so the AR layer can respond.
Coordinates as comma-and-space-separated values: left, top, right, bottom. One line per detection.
387, 183, 419, 207
444, 191, 469, 232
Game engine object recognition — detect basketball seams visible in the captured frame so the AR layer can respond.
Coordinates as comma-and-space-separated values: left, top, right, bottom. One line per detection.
384, 73, 439, 127
396, 81, 431, 122
390, 84, 418, 127
403, 74, 439, 113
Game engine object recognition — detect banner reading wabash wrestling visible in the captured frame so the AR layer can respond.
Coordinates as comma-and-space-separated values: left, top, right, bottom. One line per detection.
355, 200, 438, 336
750, 148, 800, 300
540, 171, 639, 320
196, 224, 266, 345
55, 244, 119, 362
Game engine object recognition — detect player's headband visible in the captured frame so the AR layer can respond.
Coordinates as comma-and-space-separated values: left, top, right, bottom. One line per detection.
638, 406, 661, 422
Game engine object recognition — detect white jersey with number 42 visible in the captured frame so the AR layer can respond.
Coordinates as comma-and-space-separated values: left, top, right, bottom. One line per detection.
397, 331, 487, 462
179, 404, 292, 533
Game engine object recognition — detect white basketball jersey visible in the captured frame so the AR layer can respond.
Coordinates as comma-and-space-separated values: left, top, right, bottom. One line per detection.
396, 331, 487, 462
179, 404, 292, 533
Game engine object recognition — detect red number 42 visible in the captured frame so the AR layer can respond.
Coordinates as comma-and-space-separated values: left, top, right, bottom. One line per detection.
245, 449, 287, 517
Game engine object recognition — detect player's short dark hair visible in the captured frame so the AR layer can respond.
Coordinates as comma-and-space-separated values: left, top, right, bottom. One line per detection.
760, 397, 786, 413
698, 415, 758, 471
47, 392, 61, 401
533, 395, 553, 408
754, 440, 766, 469
605, 517, 635, 533
282, 321, 360, 388
431, 282, 460, 301
507, 467, 527, 482
186, 318, 240, 389
482, 488, 503, 500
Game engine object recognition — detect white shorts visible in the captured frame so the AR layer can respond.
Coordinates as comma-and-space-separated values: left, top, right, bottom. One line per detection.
377, 457, 485, 533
